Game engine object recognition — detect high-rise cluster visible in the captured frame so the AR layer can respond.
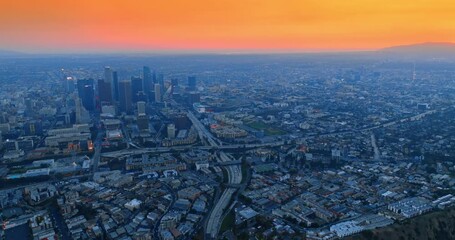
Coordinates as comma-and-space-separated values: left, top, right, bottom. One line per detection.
66, 66, 197, 117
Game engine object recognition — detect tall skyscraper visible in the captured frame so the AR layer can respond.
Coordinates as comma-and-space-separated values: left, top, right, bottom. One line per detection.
112, 71, 119, 101
131, 77, 143, 103
137, 101, 146, 115
24, 98, 34, 115
157, 74, 165, 93
118, 80, 132, 114
135, 91, 147, 102
188, 76, 197, 91
104, 66, 113, 83
74, 96, 90, 124
154, 83, 161, 103
143, 66, 152, 95
77, 78, 92, 96
98, 79, 112, 103
82, 85, 95, 111
77, 79, 95, 111
104, 66, 116, 103
75, 97, 83, 123
137, 114, 149, 131
152, 70, 157, 84
65, 77, 75, 93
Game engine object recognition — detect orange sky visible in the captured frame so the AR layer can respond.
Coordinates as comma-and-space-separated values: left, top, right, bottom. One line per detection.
1, 0, 455, 53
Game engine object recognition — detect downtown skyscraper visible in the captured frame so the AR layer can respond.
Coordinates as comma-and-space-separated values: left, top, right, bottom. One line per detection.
118, 80, 132, 114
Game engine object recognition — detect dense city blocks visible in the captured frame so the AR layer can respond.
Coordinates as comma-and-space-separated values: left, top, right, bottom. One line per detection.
1, 51, 455, 240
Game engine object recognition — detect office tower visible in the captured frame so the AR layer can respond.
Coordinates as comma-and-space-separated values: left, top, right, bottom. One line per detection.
112, 71, 119, 101
167, 124, 176, 139
152, 71, 157, 84
157, 74, 164, 93
24, 121, 43, 136
154, 84, 161, 103
170, 79, 180, 97
143, 66, 152, 94
24, 98, 34, 115
137, 114, 149, 131
75, 97, 83, 123
98, 79, 112, 103
137, 101, 146, 115
148, 91, 155, 103
82, 85, 95, 111
104, 66, 113, 83
104, 66, 116, 103
188, 76, 197, 91
77, 79, 95, 111
135, 91, 147, 102
119, 80, 132, 114
65, 77, 75, 93
131, 77, 143, 103
137, 101, 148, 131
189, 92, 201, 104
77, 79, 92, 97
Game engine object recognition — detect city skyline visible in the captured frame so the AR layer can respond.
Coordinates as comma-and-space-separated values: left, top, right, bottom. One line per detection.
1, 0, 455, 53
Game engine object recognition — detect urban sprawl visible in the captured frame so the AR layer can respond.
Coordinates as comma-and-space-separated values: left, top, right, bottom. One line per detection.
0, 55, 455, 240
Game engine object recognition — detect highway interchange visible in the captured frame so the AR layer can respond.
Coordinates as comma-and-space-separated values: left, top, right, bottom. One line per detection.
92, 106, 451, 239
187, 110, 243, 239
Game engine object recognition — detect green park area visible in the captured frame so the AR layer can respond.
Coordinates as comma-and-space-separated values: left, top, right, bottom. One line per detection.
245, 121, 287, 136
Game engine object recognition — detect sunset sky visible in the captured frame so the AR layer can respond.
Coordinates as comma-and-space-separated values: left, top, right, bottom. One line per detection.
1, 0, 455, 53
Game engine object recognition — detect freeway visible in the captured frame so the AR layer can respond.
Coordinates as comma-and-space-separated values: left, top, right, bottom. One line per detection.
100, 141, 286, 158
289, 107, 450, 143
91, 142, 102, 174
187, 110, 219, 147
205, 152, 242, 239
206, 188, 237, 238
360, 109, 439, 132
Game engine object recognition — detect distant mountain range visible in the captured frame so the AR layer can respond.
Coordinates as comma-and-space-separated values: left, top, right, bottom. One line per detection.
1, 42, 455, 57
379, 42, 455, 58
0, 49, 25, 57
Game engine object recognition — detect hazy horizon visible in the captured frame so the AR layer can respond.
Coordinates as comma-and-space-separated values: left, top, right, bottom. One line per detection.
2, 1, 455, 54
2, 41, 455, 55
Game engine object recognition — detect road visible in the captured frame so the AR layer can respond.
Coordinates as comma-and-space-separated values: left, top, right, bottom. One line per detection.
153, 182, 176, 240
187, 110, 219, 147
360, 109, 440, 132
206, 152, 242, 239
206, 188, 237, 239
182, 110, 244, 239
91, 121, 104, 175
91, 142, 102, 174
100, 141, 285, 158
371, 133, 380, 160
